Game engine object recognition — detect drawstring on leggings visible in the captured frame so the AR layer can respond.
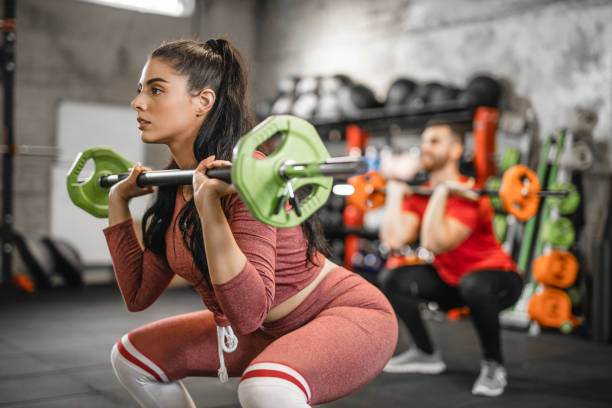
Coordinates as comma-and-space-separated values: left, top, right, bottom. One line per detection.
216, 325, 238, 383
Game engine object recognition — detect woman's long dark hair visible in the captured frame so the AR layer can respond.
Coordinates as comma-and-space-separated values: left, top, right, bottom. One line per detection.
141, 39, 329, 288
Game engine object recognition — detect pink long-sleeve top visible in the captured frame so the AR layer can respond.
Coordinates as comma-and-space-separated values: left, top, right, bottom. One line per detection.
104, 189, 324, 334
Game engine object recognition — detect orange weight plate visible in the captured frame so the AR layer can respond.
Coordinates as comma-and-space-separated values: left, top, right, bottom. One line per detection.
347, 171, 386, 213
532, 250, 579, 288
527, 287, 573, 328
499, 164, 541, 222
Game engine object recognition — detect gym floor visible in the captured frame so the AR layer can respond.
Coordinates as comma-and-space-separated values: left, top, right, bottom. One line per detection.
0, 283, 610, 408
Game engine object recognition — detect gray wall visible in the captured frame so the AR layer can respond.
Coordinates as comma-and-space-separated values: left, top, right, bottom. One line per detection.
253, 0, 612, 146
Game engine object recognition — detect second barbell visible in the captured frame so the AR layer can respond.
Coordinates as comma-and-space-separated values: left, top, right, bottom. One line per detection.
347, 164, 568, 222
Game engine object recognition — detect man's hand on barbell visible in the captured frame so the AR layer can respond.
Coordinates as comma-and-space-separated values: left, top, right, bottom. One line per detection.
443, 178, 479, 201
386, 180, 413, 200
380, 150, 423, 181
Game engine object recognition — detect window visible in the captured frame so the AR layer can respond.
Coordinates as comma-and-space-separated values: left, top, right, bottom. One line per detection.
79, 0, 195, 17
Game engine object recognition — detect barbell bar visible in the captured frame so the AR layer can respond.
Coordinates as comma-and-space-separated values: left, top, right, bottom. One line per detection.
67, 115, 367, 228
0, 144, 59, 157
97, 157, 367, 189
394, 186, 567, 198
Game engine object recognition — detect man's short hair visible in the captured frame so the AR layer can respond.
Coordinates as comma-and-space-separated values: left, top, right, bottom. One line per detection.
423, 118, 468, 145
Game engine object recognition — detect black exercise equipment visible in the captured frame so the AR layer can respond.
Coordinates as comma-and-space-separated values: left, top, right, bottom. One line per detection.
406, 82, 444, 108
1, 0, 16, 288
338, 82, 382, 117
12, 233, 84, 290
428, 85, 462, 105
42, 238, 84, 287
270, 76, 299, 115
13, 234, 55, 290
385, 78, 418, 108
459, 75, 503, 108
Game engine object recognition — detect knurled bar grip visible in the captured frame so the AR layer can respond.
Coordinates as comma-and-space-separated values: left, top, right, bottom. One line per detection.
99, 167, 229, 188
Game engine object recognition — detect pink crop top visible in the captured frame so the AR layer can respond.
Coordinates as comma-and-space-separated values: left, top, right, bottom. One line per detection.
104, 189, 324, 334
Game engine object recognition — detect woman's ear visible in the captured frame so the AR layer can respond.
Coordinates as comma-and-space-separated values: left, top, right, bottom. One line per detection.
194, 88, 216, 116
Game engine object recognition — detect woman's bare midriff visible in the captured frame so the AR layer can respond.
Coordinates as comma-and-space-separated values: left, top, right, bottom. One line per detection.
263, 258, 338, 323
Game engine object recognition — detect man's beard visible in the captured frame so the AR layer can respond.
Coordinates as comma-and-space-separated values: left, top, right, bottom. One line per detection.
422, 155, 447, 172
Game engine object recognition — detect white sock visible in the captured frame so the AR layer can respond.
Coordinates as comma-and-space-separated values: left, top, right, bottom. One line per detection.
238, 362, 311, 408
110, 335, 196, 408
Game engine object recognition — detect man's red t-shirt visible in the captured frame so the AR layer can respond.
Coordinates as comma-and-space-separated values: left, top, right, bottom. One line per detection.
403, 179, 517, 285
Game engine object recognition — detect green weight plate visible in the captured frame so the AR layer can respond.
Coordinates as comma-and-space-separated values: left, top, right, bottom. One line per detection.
493, 214, 508, 242
67, 146, 134, 218
541, 217, 575, 248
486, 177, 502, 210
231, 115, 332, 228
500, 147, 520, 172
560, 321, 574, 334
550, 182, 581, 215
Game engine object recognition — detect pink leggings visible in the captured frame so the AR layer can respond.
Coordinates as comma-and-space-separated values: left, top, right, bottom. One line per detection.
121, 267, 398, 405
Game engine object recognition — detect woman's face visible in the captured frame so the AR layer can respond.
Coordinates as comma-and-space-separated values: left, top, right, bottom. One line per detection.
131, 57, 203, 147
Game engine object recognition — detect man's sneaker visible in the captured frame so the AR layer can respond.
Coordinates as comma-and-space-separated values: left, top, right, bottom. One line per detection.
472, 359, 507, 397
382, 348, 446, 374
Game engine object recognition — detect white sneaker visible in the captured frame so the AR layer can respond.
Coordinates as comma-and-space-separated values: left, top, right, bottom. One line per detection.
383, 348, 447, 374
472, 360, 507, 397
